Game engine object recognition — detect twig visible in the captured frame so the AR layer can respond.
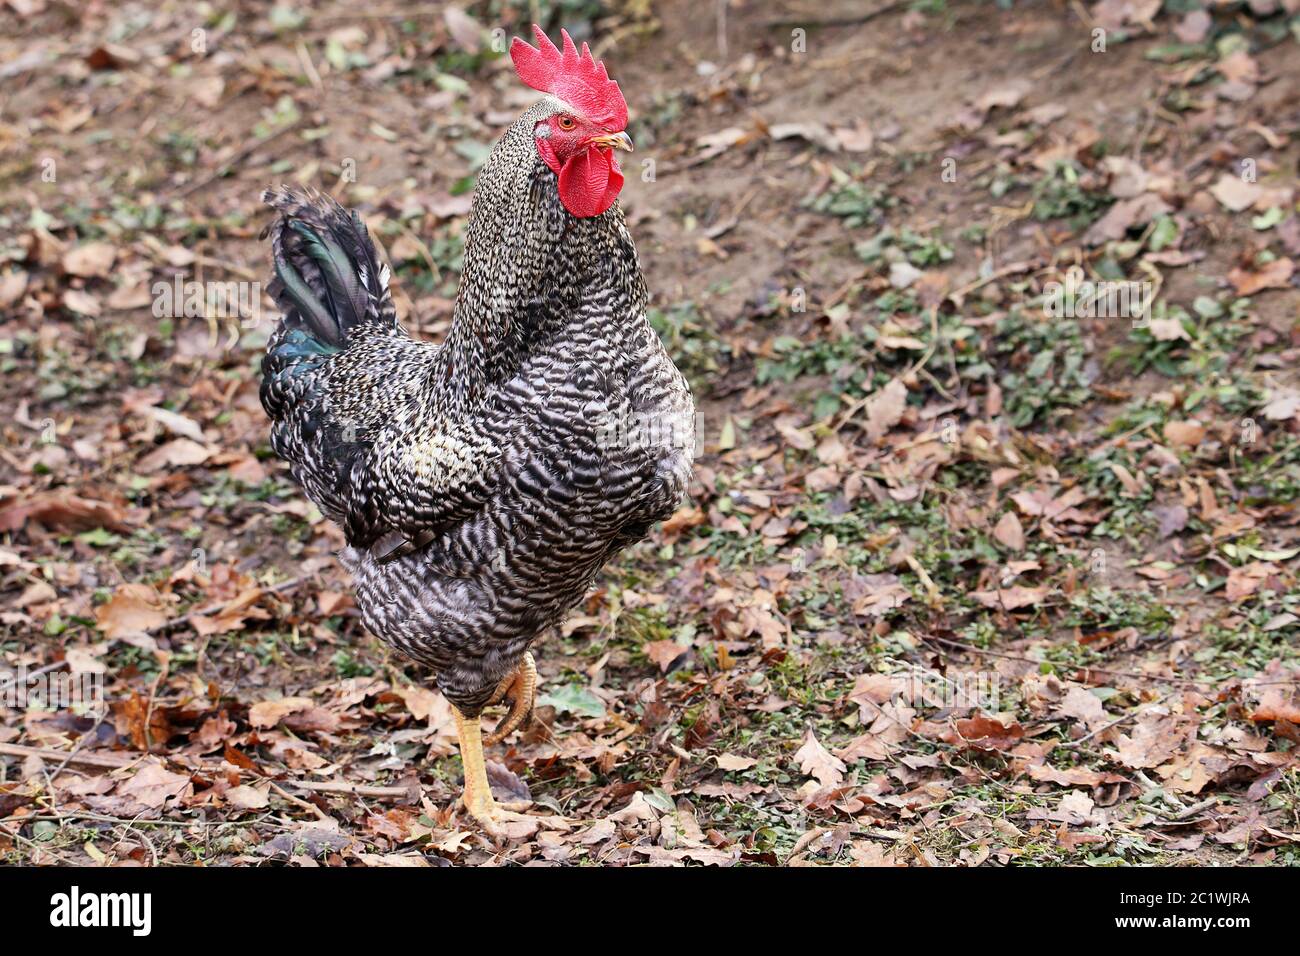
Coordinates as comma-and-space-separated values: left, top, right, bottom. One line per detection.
296, 39, 323, 93
268, 780, 332, 819
286, 780, 413, 799
704, 187, 760, 240
1158, 797, 1218, 822
946, 259, 1040, 308
46, 710, 111, 804
1057, 695, 1167, 750
0, 743, 133, 769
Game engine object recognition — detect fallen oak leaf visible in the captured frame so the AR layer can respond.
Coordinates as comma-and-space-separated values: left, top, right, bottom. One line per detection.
659, 505, 706, 540
1057, 685, 1110, 730
794, 726, 846, 788
861, 377, 908, 442
135, 405, 207, 442
1108, 712, 1194, 769
644, 639, 690, 672
1025, 789, 1096, 825
835, 701, 912, 762
111, 759, 193, 814
95, 583, 169, 639
1083, 194, 1170, 246
1148, 314, 1190, 341
391, 683, 448, 724
1025, 762, 1110, 787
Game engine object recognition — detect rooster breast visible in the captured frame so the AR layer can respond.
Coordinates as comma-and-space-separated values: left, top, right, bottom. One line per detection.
344, 301, 694, 714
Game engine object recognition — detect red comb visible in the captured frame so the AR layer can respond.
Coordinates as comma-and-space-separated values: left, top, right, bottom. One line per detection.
510, 25, 628, 130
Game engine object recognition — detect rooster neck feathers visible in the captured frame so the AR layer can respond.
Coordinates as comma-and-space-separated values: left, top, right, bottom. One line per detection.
432, 100, 646, 410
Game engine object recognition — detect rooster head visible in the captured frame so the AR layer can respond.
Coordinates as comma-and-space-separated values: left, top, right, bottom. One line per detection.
510, 25, 632, 219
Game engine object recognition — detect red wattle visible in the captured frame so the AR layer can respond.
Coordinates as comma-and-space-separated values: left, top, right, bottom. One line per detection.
558, 146, 623, 218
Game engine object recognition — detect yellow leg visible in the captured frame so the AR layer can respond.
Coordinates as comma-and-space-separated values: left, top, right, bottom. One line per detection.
453, 705, 535, 838
484, 651, 537, 746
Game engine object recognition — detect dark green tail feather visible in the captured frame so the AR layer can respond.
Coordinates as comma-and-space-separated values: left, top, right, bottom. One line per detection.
262, 185, 396, 350
273, 254, 341, 347
288, 220, 369, 335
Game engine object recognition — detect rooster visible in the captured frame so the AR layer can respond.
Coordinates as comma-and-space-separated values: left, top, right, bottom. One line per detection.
259, 26, 695, 834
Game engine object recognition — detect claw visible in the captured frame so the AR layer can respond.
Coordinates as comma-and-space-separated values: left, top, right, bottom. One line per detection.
484, 651, 537, 746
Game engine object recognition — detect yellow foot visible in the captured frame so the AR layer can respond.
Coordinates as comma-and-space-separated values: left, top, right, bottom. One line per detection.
484, 651, 537, 746
460, 794, 540, 840
452, 702, 538, 840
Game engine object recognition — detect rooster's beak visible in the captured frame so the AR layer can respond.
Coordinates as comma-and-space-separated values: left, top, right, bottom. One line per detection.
587, 131, 634, 153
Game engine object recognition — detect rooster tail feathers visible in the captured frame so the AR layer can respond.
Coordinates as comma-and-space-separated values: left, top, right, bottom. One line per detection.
262, 186, 397, 348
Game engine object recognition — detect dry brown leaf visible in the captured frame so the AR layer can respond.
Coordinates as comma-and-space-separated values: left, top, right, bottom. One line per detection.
1111, 713, 1193, 769
970, 586, 1047, 611
1261, 387, 1300, 421
863, 378, 908, 442
114, 760, 193, 813
660, 505, 706, 540
225, 784, 270, 811
0, 494, 126, 538
1173, 10, 1211, 43
1209, 175, 1262, 212
993, 511, 1024, 551
1148, 315, 1190, 341
62, 288, 101, 316
1083, 193, 1170, 245
392, 684, 447, 724
248, 697, 316, 729
95, 583, 168, 638
716, 753, 759, 771
946, 715, 1025, 751
1250, 686, 1300, 725
62, 241, 116, 278
442, 6, 482, 52
1162, 420, 1206, 447
644, 639, 687, 672
1057, 685, 1109, 730
794, 726, 846, 788
136, 438, 213, 473
1228, 257, 1294, 296
0, 269, 27, 307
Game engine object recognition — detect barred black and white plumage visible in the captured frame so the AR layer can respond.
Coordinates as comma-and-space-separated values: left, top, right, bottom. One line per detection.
259, 95, 695, 721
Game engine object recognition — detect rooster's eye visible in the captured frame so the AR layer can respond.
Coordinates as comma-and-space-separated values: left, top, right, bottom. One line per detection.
557, 116, 576, 131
